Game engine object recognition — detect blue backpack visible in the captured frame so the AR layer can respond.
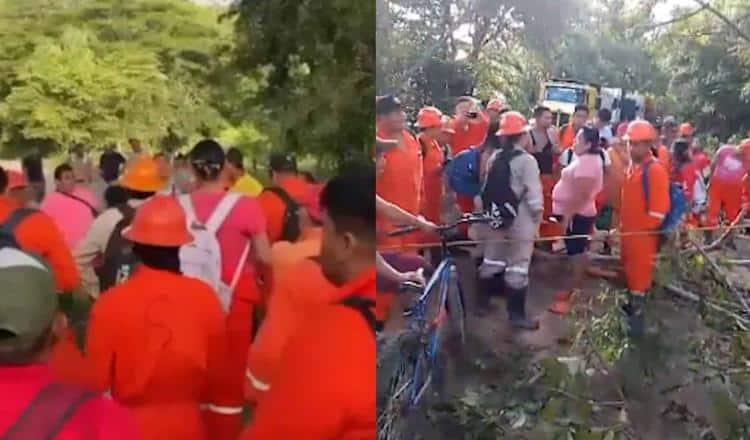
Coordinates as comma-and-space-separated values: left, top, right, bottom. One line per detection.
445, 147, 481, 196
642, 161, 688, 244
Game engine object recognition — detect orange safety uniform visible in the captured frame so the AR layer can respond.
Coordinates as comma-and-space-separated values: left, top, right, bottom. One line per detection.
376, 129, 422, 250
0, 196, 78, 292
241, 269, 375, 439
449, 113, 489, 156
53, 267, 233, 440
606, 148, 629, 229
655, 144, 671, 173
418, 134, 445, 224
450, 115, 488, 215
258, 176, 311, 244
245, 257, 334, 403
706, 145, 748, 227
620, 158, 670, 294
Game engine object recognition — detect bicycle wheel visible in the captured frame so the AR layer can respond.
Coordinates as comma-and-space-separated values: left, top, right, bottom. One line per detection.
377, 330, 419, 440
445, 264, 467, 345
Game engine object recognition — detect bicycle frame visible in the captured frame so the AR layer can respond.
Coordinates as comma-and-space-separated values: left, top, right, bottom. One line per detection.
383, 213, 485, 412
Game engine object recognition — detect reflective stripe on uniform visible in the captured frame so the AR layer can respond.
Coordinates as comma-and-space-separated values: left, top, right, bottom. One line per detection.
246, 369, 271, 392
481, 258, 506, 268
200, 403, 244, 415
648, 211, 665, 219
506, 265, 529, 275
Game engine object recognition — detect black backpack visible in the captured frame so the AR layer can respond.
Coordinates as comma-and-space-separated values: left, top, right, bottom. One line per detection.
481, 149, 523, 230
0, 208, 36, 250
263, 187, 301, 242
96, 204, 138, 292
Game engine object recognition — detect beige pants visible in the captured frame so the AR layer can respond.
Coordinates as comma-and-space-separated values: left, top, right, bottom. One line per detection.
474, 208, 540, 290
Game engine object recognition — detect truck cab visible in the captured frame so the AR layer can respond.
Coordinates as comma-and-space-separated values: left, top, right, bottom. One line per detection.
539, 79, 600, 127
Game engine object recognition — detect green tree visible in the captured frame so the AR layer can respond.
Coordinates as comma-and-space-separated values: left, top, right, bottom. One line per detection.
229, 0, 375, 171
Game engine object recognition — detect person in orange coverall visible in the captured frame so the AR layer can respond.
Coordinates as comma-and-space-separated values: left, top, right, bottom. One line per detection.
450, 96, 490, 215
53, 196, 234, 440
416, 106, 454, 225
620, 120, 670, 338
0, 167, 79, 293
707, 143, 748, 230
376, 95, 423, 250
242, 174, 375, 439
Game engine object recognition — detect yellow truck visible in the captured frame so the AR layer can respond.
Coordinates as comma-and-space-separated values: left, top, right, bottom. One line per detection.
538, 79, 600, 127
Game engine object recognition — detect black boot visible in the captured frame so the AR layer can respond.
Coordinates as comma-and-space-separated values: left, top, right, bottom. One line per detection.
506, 286, 539, 330
487, 273, 506, 298
621, 294, 645, 339
474, 276, 498, 317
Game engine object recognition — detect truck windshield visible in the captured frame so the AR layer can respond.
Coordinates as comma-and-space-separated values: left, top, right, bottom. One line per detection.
545, 86, 586, 105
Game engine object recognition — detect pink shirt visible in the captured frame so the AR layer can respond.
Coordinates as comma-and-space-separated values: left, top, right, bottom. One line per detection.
552, 152, 604, 217
41, 186, 100, 249
0, 365, 138, 439
188, 190, 266, 282
713, 145, 746, 182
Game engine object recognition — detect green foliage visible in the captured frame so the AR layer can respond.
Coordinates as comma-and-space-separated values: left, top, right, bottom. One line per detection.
229, 0, 375, 171
0, 0, 244, 157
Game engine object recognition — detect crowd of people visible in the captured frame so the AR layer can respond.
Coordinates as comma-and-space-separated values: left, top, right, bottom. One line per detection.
375, 93, 750, 338
0, 139, 376, 439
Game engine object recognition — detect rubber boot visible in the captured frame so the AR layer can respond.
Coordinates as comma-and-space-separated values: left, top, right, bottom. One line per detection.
487, 272, 506, 298
474, 276, 498, 317
506, 286, 539, 330
621, 294, 645, 339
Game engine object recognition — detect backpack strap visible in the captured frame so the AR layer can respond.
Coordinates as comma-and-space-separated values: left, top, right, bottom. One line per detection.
0, 383, 96, 440
205, 192, 241, 234
339, 295, 377, 335
56, 191, 98, 218
178, 194, 198, 226
263, 187, 299, 212
0, 208, 36, 248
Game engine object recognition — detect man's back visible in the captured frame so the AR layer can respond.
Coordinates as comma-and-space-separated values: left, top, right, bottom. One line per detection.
0, 364, 137, 439
82, 267, 227, 440
0, 197, 79, 292
242, 270, 376, 439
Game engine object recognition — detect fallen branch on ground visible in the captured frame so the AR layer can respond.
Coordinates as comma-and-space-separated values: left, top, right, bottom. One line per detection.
664, 283, 750, 328
688, 237, 750, 317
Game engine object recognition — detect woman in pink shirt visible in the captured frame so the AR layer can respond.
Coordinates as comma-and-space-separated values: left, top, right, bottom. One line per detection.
550, 126, 605, 314
707, 144, 747, 227
186, 139, 271, 439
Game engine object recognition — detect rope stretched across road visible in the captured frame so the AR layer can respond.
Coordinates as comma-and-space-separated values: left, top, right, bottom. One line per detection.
378, 217, 749, 252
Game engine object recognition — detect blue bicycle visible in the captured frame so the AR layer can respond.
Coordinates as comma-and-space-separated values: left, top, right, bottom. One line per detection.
377, 213, 491, 440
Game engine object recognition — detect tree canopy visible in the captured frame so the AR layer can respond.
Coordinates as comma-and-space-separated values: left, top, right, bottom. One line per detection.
0, 0, 238, 157
378, 0, 750, 140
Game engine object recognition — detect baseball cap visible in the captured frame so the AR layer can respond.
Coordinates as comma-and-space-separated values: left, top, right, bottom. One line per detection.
376, 95, 403, 116
0, 248, 57, 358
269, 152, 298, 173
662, 116, 677, 127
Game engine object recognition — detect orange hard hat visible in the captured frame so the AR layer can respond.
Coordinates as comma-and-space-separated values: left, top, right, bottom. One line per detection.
122, 195, 192, 247
679, 122, 695, 137
496, 111, 530, 136
7, 170, 28, 190
119, 156, 165, 192
624, 120, 657, 143
739, 138, 750, 151
416, 107, 444, 129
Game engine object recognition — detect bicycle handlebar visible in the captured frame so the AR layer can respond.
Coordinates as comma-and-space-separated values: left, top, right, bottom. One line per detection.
387, 212, 492, 237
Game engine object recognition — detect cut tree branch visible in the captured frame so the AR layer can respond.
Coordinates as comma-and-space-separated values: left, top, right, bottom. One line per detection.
635, 4, 708, 32
692, 0, 750, 43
